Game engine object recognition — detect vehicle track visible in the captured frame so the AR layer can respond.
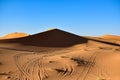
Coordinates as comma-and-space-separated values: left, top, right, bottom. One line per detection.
54, 58, 74, 80
14, 54, 31, 80
14, 52, 50, 80
76, 52, 97, 80
38, 57, 49, 80
7, 47, 82, 80
83, 52, 97, 80
61, 64, 74, 79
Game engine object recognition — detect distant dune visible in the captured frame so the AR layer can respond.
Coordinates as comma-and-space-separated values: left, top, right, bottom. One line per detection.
100, 34, 120, 44
0, 29, 120, 80
0, 32, 29, 39
101, 34, 120, 40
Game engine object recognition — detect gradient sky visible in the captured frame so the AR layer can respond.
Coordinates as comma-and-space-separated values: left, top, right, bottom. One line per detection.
0, 0, 120, 36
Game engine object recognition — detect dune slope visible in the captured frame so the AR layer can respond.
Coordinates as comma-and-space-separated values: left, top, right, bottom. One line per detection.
0, 29, 88, 47
101, 34, 120, 40
0, 32, 29, 39
0, 29, 120, 80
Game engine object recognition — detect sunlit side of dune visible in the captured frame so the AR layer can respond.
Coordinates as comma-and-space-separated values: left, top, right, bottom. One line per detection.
0, 32, 29, 39
100, 34, 120, 44
0, 29, 120, 80
101, 34, 120, 40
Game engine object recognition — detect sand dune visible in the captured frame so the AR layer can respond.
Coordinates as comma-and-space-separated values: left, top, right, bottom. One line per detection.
0, 32, 29, 39
0, 29, 88, 47
0, 29, 120, 80
100, 34, 120, 44
101, 34, 120, 40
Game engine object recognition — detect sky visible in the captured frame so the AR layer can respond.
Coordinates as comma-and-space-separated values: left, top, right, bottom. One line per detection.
0, 0, 120, 36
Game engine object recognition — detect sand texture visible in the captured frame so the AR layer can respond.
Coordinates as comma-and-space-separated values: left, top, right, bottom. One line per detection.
0, 29, 120, 80
0, 32, 29, 39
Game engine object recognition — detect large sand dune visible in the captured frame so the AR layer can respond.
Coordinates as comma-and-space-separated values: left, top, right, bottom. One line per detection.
0, 29, 120, 80
0, 29, 88, 47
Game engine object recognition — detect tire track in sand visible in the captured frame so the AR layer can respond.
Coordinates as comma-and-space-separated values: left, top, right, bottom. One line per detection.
14, 53, 49, 80
55, 58, 74, 80
76, 52, 97, 80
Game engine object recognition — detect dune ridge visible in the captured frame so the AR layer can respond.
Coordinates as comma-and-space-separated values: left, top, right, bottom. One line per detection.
0, 32, 29, 39
101, 34, 120, 40
0, 29, 120, 80
0, 29, 88, 47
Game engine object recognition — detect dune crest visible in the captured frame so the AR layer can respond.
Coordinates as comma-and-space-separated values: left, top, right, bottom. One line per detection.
0, 32, 29, 39
0, 29, 120, 80
101, 34, 120, 40
0, 29, 88, 47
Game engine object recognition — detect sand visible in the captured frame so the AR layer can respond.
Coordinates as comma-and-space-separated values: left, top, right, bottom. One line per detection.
100, 35, 120, 44
0, 29, 120, 80
0, 32, 29, 40
101, 34, 120, 40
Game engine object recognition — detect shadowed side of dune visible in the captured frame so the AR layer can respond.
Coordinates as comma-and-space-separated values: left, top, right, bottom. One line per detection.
0, 29, 88, 47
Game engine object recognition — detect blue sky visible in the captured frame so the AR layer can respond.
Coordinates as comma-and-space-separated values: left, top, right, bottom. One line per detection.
0, 0, 120, 36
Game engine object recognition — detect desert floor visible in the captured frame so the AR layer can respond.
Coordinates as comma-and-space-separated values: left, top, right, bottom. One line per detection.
0, 41, 120, 80
0, 29, 120, 80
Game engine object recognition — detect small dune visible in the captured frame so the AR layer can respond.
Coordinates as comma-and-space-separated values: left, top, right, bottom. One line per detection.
100, 34, 120, 45
101, 34, 120, 40
0, 32, 29, 39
